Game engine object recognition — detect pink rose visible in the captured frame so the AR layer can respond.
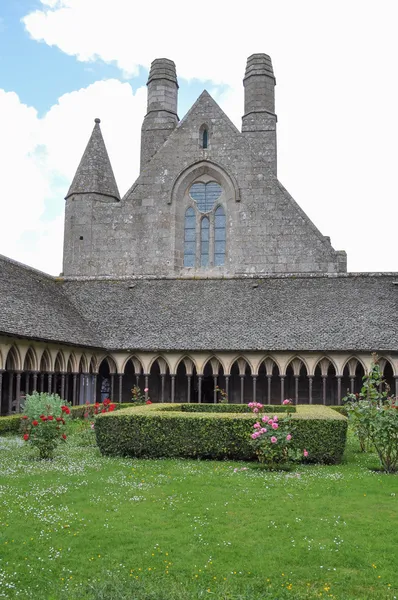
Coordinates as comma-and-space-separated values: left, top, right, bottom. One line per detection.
286, 434, 292, 441
271, 436, 277, 444
253, 422, 260, 429
282, 399, 292, 405
260, 428, 267, 434
303, 449, 309, 458
251, 433, 257, 439
273, 415, 278, 421
263, 415, 269, 422
268, 419, 273, 425
272, 423, 279, 430
144, 388, 149, 393
253, 408, 259, 413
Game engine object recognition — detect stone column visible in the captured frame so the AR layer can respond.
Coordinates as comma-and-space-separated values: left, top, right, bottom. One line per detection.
72, 373, 77, 405
53, 373, 57, 395
394, 376, 398, 399
161, 374, 165, 403
187, 375, 191, 403
40, 373, 44, 393
92, 374, 97, 403
81, 374, 86, 405
15, 371, 21, 412
144, 375, 149, 401
119, 374, 123, 403
47, 373, 53, 395
267, 375, 272, 404
61, 374, 65, 400
225, 375, 230, 401
171, 375, 175, 403
322, 376, 327, 405
110, 374, 114, 401
350, 377, 355, 394
32, 372, 38, 392
336, 376, 342, 405
65, 374, 69, 403
213, 375, 218, 403
8, 372, 14, 414
240, 375, 245, 404
252, 375, 257, 403
280, 376, 285, 403
294, 376, 299, 404
198, 375, 202, 403
308, 375, 313, 404
25, 372, 30, 395
135, 374, 140, 387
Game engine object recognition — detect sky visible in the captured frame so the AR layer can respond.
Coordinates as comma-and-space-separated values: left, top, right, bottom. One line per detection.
0, 0, 397, 275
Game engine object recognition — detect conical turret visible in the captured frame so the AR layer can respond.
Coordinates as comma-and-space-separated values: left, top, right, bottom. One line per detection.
66, 118, 120, 201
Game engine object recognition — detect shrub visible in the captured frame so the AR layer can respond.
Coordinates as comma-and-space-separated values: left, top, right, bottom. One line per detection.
177, 403, 296, 414
69, 402, 136, 419
0, 415, 21, 434
21, 392, 71, 459
95, 404, 347, 464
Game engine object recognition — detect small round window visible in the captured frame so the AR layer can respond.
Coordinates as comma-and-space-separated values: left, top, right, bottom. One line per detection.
189, 182, 222, 213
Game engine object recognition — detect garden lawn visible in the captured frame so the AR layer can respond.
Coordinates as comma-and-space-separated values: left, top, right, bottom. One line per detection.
0, 428, 397, 600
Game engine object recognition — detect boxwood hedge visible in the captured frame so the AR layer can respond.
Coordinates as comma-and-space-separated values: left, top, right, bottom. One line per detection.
0, 415, 21, 434
95, 404, 347, 464
177, 403, 296, 414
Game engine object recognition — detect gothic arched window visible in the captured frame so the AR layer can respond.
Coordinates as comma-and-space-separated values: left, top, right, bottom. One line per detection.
214, 206, 226, 266
200, 217, 210, 267
190, 182, 222, 212
184, 207, 196, 267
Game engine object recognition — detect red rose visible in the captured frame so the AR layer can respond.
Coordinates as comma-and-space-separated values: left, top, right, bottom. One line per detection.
56, 417, 62, 422
101, 409, 106, 413
61, 406, 66, 412
146, 400, 152, 405
95, 402, 100, 407
41, 416, 48, 421
64, 408, 70, 415
22, 415, 28, 420
32, 420, 39, 426
109, 403, 116, 411
48, 415, 54, 421
103, 398, 110, 406
62, 434, 67, 440
94, 408, 98, 414
23, 434, 29, 441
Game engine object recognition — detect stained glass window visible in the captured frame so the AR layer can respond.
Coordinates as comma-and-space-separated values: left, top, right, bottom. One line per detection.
184, 207, 196, 267
201, 217, 210, 267
190, 182, 222, 213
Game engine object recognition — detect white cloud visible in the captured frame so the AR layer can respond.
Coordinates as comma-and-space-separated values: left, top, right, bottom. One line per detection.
1, 0, 397, 272
0, 81, 146, 274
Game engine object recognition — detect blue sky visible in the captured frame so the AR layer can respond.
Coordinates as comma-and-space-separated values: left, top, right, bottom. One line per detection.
0, 0, 397, 275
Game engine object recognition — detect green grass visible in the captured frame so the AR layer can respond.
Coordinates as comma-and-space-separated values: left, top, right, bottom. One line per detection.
0, 425, 397, 600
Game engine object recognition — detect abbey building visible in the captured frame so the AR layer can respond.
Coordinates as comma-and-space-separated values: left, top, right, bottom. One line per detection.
0, 54, 397, 411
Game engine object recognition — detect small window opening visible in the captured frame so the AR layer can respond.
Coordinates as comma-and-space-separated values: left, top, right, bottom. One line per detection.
202, 128, 208, 149
79, 236, 84, 240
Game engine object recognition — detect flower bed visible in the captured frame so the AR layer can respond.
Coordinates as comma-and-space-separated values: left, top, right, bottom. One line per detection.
95, 404, 347, 464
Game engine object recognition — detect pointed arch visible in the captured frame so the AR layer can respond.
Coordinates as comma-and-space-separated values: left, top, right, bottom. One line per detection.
121, 354, 144, 375
203, 356, 223, 376
175, 354, 198, 374
259, 356, 281, 376
313, 355, 338, 377
78, 354, 89, 373
5, 345, 21, 371
39, 349, 52, 372
341, 355, 367, 375
23, 347, 38, 372
147, 354, 171, 375
54, 350, 66, 373
286, 356, 309, 376
89, 355, 97, 374
67, 353, 78, 373
99, 355, 117, 375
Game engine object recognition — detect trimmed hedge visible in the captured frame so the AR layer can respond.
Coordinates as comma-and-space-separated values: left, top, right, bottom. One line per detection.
330, 406, 349, 417
69, 402, 138, 419
95, 404, 347, 464
0, 415, 21, 434
177, 403, 296, 414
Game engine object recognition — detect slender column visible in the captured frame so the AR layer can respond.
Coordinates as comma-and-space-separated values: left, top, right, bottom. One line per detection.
81, 374, 86, 405
394, 376, 398, 399
0, 371, 3, 413
280, 376, 285, 403
240, 375, 244, 404
308, 375, 313, 404
213, 375, 218, 403
65, 374, 69, 403
15, 372, 21, 412
225, 375, 230, 402
198, 375, 203, 403
135, 374, 140, 387
40, 373, 44, 393
53, 373, 57, 395
171, 375, 175, 403
72, 373, 77, 405
92, 374, 97, 403
144, 375, 149, 401
32, 372, 38, 392
267, 375, 272, 404
61, 374, 65, 400
26, 372, 30, 395
110, 374, 114, 401
350, 377, 355, 394
47, 373, 53, 395
161, 374, 165, 403
119, 374, 123, 403
252, 375, 257, 403
294, 376, 299, 404
187, 375, 191, 403
336, 376, 342, 405
8, 372, 14, 414
322, 376, 327, 405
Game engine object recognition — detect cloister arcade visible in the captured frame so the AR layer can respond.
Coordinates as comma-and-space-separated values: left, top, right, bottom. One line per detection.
0, 338, 397, 415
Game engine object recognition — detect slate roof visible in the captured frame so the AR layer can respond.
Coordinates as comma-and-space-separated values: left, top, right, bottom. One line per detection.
65, 119, 120, 201
62, 275, 398, 352
1, 256, 396, 352
0, 255, 101, 347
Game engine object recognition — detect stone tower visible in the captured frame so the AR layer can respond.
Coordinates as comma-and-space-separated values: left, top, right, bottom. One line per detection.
242, 53, 277, 173
63, 118, 120, 277
140, 58, 179, 171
